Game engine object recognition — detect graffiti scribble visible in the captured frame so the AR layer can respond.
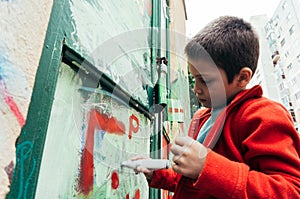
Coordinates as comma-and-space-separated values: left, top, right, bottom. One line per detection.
16, 140, 36, 199
78, 109, 125, 195
4, 161, 14, 184
0, 66, 25, 127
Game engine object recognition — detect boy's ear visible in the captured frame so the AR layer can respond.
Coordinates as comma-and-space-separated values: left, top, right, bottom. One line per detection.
236, 67, 252, 87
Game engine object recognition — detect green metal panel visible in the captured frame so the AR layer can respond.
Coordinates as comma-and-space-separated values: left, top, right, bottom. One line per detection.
149, 0, 163, 198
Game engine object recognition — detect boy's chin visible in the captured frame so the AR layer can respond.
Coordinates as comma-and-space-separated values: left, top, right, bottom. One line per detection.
200, 102, 211, 109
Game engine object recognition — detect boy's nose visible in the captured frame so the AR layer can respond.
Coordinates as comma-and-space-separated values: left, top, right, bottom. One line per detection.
194, 86, 203, 95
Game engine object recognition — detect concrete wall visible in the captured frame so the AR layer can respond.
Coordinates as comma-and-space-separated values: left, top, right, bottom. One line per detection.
0, 1, 53, 197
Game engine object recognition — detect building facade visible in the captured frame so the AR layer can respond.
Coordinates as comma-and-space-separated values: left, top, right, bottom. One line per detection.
249, 0, 300, 131
266, 0, 300, 130
249, 15, 281, 103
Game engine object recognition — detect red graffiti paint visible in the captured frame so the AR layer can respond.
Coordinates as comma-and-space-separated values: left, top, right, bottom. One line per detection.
134, 189, 140, 199
168, 107, 183, 113
128, 114, 139, 139
146, 0, 152, 16
125, 193, 130, 199
111, 171, 119, 189
78, 109, 126, 195
93, 109, 126, 134
78, 110, 96, 195
0, 80, 25, 126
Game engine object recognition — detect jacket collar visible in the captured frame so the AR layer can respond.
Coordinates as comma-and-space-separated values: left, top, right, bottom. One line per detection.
193, 85, 263, 148
194, 85, 263, 120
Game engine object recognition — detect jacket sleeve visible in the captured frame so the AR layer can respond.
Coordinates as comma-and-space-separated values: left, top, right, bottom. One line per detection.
193, 99, 300, 198
149, 168, 181, 192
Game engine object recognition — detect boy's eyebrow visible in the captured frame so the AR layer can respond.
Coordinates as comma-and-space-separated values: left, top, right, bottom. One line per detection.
194, 74, 211, 79
193, 74, 203, 78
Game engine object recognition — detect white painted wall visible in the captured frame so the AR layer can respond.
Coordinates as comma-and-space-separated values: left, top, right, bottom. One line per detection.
0, 0, 53, 197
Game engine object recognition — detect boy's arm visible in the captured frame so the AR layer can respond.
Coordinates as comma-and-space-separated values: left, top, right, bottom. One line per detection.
148, 167, 181, 192
194, 148, 300, 198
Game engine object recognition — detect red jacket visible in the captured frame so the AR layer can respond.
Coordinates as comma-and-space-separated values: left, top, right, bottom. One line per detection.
150, 85, 300, 198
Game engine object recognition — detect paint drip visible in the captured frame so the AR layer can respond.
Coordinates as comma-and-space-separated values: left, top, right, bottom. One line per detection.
111, 171, 119, 189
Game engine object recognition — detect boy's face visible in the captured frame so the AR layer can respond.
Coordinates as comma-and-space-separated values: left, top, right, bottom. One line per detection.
188, 58, 241, 109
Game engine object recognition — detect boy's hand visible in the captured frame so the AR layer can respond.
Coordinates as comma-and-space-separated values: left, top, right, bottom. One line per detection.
130, 156, 154, 181
171, 136, 208, 179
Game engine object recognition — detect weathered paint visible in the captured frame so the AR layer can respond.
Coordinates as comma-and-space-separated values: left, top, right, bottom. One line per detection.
0, 71, 25, 126
0, 0, 53, 196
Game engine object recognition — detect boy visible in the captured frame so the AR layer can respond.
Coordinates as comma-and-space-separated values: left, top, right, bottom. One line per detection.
136, 16, 300, 198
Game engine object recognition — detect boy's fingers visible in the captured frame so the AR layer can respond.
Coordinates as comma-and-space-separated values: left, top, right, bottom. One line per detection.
172, 163, 185, 174
130, 155, 149, 161
135, 166, 150, 173
174, 136, 194, 147
174, 136, 186, 146
170, 143, 183, 156
172, 154, 182, 165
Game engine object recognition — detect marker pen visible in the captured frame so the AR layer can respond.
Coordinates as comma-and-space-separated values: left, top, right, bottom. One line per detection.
121, 159, 170, 170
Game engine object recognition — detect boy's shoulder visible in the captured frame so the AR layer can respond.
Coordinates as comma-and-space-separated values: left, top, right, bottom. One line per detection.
227, 85, 288, 119
232, 86, 289, 119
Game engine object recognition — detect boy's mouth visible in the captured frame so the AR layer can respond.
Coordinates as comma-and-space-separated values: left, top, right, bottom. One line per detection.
198, 98, 207, 103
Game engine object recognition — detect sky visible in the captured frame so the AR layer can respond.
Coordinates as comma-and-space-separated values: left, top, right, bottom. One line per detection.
185, 0, 282, 37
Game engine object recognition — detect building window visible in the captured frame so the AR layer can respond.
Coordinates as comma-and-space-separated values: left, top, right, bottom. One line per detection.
282, 96, 289, 104
293, 39, 299, 52
279, 83, 284, 90
285, 50, 290, 58
277, 26, 283, 38
289, 25, 295, 35
281, 38, 286, 47
286, 13, 292, 22
291, 77, 297, 86
256, 73, 260, 79
290, 110, 297, 122
273, 15, 279, 26
280, 68, 286, 79
287, 63, 292, 70
295, 91, 300, 100
282, 1, 288, 10
264, 22, 272, 33
267, 33, 276, 46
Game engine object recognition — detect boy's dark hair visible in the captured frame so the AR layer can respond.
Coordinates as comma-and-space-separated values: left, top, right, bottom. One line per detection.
185, 16, 260, 83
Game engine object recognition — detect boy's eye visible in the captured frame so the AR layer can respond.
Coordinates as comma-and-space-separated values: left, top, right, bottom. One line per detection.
198, 77, 211, 85
205, 80, 212, 84
197, 78, 212, 85
200, 79, 206, 84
